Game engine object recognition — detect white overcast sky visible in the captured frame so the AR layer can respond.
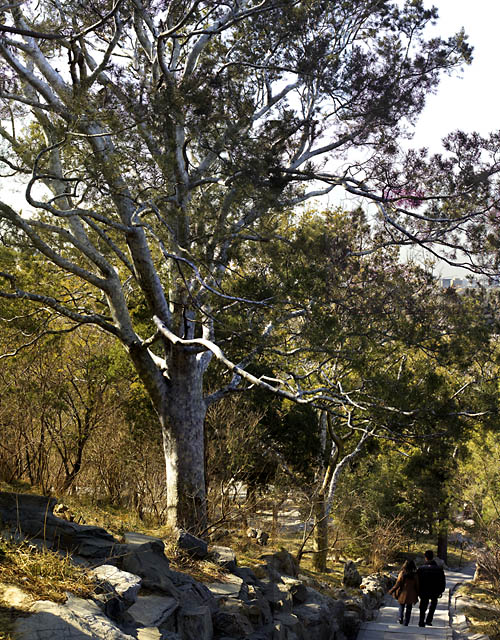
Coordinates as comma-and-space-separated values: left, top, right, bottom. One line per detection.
411, 0, 499, 149
392, 0, 500, 277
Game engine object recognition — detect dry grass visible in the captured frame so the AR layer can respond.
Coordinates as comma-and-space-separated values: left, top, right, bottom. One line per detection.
0, 540, 95, 603
457, 582, 500, 640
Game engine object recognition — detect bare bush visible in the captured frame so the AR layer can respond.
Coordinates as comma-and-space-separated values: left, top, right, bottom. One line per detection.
474, 521, 500, 590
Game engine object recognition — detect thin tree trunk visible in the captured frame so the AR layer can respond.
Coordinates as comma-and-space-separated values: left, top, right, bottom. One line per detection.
312, 492, 328, 571
437, 524, 448, 563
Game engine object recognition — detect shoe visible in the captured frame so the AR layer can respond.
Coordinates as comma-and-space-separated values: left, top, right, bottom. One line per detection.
426, 622, 433, 626
404, 622, 409, 626
418, 623, 425, 627
398, 619, 403, 624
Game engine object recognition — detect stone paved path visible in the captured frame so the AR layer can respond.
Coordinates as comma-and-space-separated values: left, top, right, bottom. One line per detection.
357, 564, 475, 640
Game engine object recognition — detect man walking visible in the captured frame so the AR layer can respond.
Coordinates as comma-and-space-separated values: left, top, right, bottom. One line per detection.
417, 549, 446, 627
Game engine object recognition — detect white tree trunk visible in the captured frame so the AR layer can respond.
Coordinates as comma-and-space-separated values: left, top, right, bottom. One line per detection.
161, 348, 207, 534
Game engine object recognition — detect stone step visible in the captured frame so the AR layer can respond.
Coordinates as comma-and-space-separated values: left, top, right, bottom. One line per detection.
356, 565, 476, 640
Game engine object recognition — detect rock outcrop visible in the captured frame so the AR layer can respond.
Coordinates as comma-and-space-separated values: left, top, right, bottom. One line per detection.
1, 492, 391, 640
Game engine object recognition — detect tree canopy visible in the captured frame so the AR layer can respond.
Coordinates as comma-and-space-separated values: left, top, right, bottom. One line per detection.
1, 0, 499, 530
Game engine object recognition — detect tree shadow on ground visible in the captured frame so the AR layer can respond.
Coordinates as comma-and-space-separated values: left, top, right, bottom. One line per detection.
0, 602, 27, 639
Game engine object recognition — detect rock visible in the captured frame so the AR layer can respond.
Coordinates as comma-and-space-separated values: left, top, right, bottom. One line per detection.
260, 550, 298, 578
14, 594, 136, 640
177, 605, 213, 640
342, 560, 362, 588
120, 539, 179, 596
341, 610, 361, 639
256, 530, 269, 546
177, 530, 208, 559
280, 577, 308, 605
209, 545, 238, 572
261, 581, 293, 613
177, 580, 218, 614
246, 528, 270, 546
123, 532, 164, 546
206, 577, 244, 600
137, 629, 181, 640
273, 612, 305, 640
233, 566, 258, 585
292, 588, 344, 640
127, 594, 178, 628
91, 564, 142, 614
0, 584, 33, 609
213, 607, 254, 637
0, 491, 119, 559
247, 586, 273, 625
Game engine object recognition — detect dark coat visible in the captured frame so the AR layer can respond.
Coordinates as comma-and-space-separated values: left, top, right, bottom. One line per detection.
417, 560, 446, 597
389, 570, 419, 605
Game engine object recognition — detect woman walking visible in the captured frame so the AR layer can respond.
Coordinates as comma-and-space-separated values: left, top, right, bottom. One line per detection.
389, 559, 419, 626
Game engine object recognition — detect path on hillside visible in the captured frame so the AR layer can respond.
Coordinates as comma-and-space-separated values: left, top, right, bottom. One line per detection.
357, 564, 475, 640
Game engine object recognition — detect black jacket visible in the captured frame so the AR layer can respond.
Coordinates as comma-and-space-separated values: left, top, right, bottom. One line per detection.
417, 560, 446, 597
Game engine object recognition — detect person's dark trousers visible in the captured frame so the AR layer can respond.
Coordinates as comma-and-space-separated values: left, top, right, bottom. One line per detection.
419, 595, 438, 625
398, 602, 413, 625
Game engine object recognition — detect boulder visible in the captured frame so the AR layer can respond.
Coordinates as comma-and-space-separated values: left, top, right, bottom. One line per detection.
342, 561, 362, 588
261, 581, 293, 613
260, 550, 298, 578
247, 586, 273, 625
233, 566, 258, 585
177, 580, 218, 614
207, 573, 249, 601
91, 564, 142, 610
177, 530, 208, 559
292, 588, 344, 640
341, 610, 361, 639
177, 605, 213, 640
14, 594, 136, 640
280, 577, 308, 605
120, 539, 179, 596
208, 545, 238, 572
126, 594, 178, 628
0, 491, 119, 560
213, 607, 254, 637
273, 612, 305, 640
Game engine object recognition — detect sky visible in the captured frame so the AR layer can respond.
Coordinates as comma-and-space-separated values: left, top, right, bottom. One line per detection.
396, 0, 500, 277
411, 0, 499, 149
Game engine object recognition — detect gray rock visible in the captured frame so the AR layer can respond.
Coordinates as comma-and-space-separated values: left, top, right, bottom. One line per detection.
120, 539, 179, 596
91, 564, 142, 612
280, 577, 308, 605
0, 491, 119, 559
137, 629, 182, 640
247, 586, 273, 625
177, 580, 218, 613
177, 530, 208, 559
209, 545, 238, 572
342, 561, 362, 588
213, 608, 254, 637
233, 566, 258, 585
256, 531, 269, 547
273, 612, 305, 640
261, 581, 293, 613
124, 532, 164, 546
177, 605, 213, 640
341, 610, 361, 639
260, 550, 298, 578
206, 578, 243, 600
127, 594, 178, 627
14, 594, 136, 640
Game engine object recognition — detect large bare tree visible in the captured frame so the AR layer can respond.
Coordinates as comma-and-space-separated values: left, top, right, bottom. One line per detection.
0, 0, 497, 531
